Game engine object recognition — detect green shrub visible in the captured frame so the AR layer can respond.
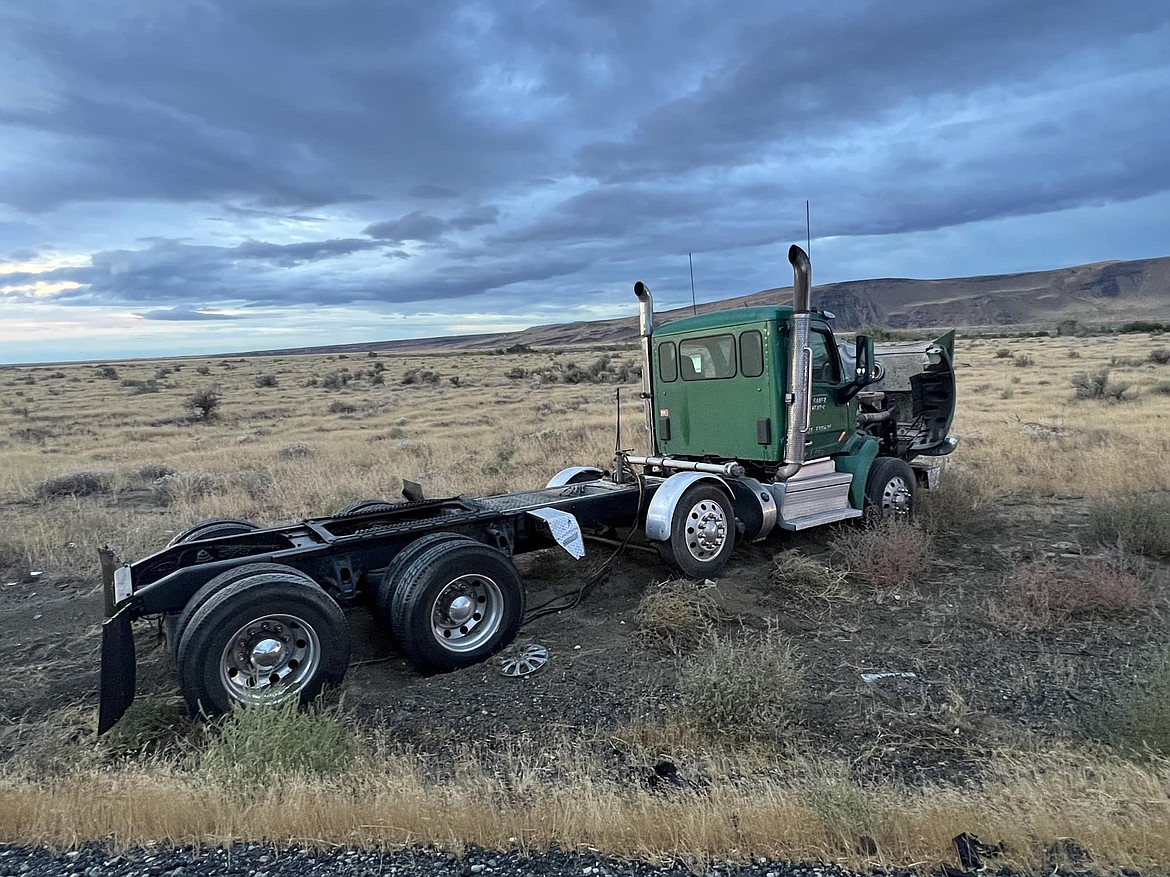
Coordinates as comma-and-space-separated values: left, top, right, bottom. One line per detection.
402, 368, 440, 385
1071, 369, 1136, 402
99, 698, 192, 759
185, 388, 222, 421
321, 369, 352, 390
830, 518, 932, 591
999, 555, 1146, 630
1149, 347, 1170, 365
634, 579, 717, 653
1116, 649, 1170, 755
1089, 493, 1170, 558
200, 700, 356, 792
676, 626, 805, 743
1118, 320, 1167, 334
769, 550, 848, 603
35, 470, 114, 498
994, 347, 1012, 359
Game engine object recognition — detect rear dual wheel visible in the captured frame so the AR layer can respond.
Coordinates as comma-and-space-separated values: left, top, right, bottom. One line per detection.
175, 564, 350, 716
383, 538, 524, 673
167, 517, 259, 548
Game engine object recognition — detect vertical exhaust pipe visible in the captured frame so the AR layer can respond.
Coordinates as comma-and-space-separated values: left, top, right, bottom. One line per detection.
633, 281, 659, 455
776, 245, 812, 481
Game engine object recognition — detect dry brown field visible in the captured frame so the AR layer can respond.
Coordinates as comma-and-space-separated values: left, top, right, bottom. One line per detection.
1, 331, 1169, 871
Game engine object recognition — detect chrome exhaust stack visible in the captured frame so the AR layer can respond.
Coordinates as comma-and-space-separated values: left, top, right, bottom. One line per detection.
633, 281, 659, 455
776, 245, 812, 481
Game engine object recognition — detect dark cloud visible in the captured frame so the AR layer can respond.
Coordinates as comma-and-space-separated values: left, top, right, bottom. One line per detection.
2, 0, 1168, 361
364, 212, 449, 243
135, 307, 242, 321
406, 184, 460, 200
364, 206, 500, 243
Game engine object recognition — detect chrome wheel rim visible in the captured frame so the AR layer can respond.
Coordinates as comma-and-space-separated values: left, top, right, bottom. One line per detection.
881, 476, 913, 519
684, 498, 728, 562
430, 573, 504, 653
219, 613, 320, 705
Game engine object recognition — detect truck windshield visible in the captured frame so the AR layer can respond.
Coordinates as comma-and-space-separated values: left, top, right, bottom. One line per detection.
810, 329, 840, 383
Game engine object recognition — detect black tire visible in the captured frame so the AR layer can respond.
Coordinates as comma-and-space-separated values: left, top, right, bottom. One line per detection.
176, 567, 350, 716
375, 533, 477, 627
656, 483, 736, 580
864, 457, 917, 521
390, 540, 523, 673
336, 499, 397, 516
167, 518, 259, 548
169, 562, 308, 658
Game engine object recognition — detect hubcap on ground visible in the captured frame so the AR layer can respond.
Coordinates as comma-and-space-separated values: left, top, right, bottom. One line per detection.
431, 573, 504, 653
684, 499, 727, 562
219, 613, 320, 705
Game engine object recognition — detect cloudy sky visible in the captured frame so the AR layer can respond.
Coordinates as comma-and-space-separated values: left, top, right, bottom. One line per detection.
2, 0, 1168, 363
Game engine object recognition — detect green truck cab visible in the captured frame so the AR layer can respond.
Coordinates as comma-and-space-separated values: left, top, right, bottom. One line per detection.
651, 307, 858, 464
627, 245, 957, 554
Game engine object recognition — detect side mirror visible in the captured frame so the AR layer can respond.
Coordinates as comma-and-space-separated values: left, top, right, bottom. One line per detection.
837, 335, 880, 404
855, 335, 877, 383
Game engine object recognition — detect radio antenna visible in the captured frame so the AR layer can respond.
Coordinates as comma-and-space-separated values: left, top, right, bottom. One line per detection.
805, 200, 811, 258
614, 387, 622, 454
688, 252, 697, 316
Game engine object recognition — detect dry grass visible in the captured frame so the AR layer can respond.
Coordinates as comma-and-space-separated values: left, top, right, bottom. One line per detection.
5, 333, 1170, 865
954, 333, 1170, 496
0, 347, 644, 571
2, 742, 1169, 871
916, 465, 993, 535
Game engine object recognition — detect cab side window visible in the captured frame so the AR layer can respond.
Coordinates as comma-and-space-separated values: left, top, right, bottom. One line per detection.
658, 341, 678, 382
810, 329, 841, 384
740, 330, 764, 378
679, 334, 737, 380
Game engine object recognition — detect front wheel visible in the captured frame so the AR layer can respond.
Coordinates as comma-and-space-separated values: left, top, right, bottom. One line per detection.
864, 457, 917, 521
175, 566, 350, 716
656, 483, 736, 580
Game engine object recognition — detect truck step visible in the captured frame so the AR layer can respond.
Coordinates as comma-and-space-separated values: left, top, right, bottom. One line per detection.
770, 466, 857, 529
779, 507, 864, 531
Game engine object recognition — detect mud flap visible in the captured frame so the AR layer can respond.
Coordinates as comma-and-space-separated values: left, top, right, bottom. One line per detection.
98, 605, 136, 734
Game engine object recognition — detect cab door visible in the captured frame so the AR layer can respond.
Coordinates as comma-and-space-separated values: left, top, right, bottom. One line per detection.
805, 323, 853, 459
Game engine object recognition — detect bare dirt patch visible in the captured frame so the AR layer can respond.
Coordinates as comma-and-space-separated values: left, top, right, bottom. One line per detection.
3, 493, 1167, 788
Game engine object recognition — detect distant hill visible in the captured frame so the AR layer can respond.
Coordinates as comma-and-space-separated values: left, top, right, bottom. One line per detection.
239, 255, 1170, 356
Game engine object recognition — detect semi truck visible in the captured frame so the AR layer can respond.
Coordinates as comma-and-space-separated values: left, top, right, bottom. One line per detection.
96, 245, 956, 732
